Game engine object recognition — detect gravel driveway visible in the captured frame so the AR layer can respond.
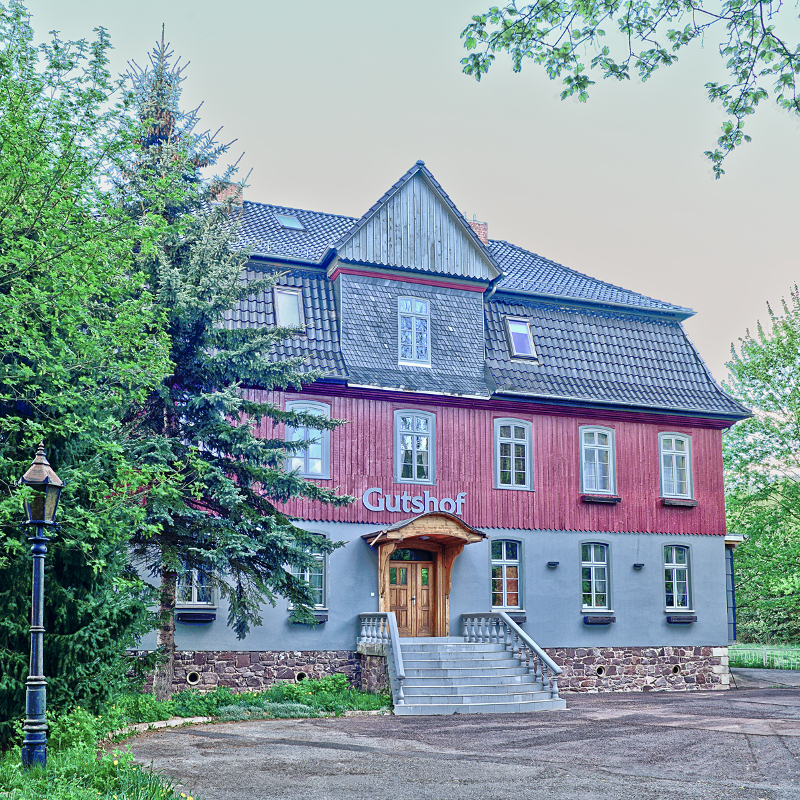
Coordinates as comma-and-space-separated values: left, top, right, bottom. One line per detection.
127, 684, 800, 800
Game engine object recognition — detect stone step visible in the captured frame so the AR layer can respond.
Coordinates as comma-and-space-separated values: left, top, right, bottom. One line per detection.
405, 690, 552, 705
402, 680, 545, 696
400, 650, 514, 661
400, 642, 508, 652
393, 698, 567, 715
403, 666, 530, 679
401, 673, 541, 687
403, 657, 520, 670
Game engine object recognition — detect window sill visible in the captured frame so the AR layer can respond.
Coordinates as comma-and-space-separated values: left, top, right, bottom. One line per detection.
583, 615, 616, 625
495, 485, 535, 492
176, 608, 216, 624
661, 497, 698, 507
398, 361, 432, 368
493, 609, 526, 624
288, 609, 328, 624
581, 494, 621, 504
666, 614, 697, 624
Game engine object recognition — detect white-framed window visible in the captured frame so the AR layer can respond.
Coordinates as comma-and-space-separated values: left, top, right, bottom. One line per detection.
285, 400, 331, 479
290, 552, 326, 609
394, 409, 435, 484
494, 418, 532, 490
398, 297, 430, 365
491, 540, 521, 609
660, 433, 692, 498
580, 426, 616, 494
176, 569, 213, 605
664, 545, 691, 610
273, 286, 304, 328
581, 543, 610, 610
504, 317, 538, 359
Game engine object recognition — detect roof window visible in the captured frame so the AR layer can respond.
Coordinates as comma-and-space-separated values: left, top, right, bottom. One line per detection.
505, 317, 538, 359
275, 212, 305, 230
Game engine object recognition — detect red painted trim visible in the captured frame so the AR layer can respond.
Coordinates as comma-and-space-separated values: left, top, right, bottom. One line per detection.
328, 265, 487, 293
284, 382, 736, 430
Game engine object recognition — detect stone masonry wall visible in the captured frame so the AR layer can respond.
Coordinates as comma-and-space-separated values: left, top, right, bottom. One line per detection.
359, 654, 390, 694
132, 650, 361, 695
547, 645, 730, 692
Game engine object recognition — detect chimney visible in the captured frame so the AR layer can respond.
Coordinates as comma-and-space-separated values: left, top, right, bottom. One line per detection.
468, 215, 488, 245
212, 182, 243, 206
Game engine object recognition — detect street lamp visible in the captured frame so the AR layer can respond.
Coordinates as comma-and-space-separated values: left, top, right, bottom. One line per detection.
18, 443, 63, 770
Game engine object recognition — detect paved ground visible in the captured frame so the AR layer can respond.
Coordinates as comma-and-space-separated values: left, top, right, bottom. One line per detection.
127, 680, 800, 800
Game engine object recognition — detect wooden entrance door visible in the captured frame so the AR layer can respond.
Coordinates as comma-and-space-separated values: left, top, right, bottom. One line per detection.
389, 561, 434, 636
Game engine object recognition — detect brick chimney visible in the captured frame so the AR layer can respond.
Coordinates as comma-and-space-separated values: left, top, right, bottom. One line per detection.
467, 216, 488, 245
212, 182, 243, 205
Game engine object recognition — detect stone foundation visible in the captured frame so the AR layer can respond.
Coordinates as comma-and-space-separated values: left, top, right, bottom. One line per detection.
131, 649, 361, 695
130, 644, 729, 695
547, 645, 730, 692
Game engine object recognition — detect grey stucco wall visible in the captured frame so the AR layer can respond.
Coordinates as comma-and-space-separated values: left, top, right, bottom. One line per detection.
139, 524, 728, 652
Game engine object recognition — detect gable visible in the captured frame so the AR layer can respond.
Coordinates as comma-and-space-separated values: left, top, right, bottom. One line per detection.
336, 166, 500, 282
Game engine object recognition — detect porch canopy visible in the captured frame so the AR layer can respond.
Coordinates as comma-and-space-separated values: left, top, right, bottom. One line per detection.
362, 512, 486, 637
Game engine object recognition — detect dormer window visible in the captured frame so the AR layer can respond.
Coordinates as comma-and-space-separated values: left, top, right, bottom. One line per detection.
398, 297, 430, 365
275, 212, 305, 230
505, 317, 537, 359
274, 287, 304, 328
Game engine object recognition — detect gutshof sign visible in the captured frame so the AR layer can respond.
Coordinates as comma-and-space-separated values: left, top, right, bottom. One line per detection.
362, 487, 466, 515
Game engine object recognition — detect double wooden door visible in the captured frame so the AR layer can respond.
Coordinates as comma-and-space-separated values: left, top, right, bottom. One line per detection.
389, 561, 433, 636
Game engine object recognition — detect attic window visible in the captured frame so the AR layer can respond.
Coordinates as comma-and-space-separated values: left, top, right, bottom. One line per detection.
505, 318, 538, 359
274, 287, 304, 328
275, 213, 305, 231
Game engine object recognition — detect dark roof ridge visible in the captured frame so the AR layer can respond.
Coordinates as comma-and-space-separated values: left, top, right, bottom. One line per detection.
242, 199, 358, 223
490, 238, 693, 317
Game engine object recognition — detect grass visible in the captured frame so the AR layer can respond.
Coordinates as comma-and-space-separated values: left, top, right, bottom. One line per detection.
729, 644, 800, 670
101, 673, 390, 731
1, 673, 389, 799
0, 745, 189, 800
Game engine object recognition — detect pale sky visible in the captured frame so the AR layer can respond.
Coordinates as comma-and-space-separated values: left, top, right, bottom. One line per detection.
26, 0, 800, 385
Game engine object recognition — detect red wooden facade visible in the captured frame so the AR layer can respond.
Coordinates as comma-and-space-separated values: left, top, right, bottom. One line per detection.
246, 387, 728, 536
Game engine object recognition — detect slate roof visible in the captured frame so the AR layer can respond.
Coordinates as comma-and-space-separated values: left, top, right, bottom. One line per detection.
235, 202, 356, 263
227, 165, 747, 420
222, 267, 347, 378
490, 240, 692, 317
485, 297, 748, 418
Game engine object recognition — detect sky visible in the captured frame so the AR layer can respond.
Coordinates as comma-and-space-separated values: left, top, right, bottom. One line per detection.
25, 0, 800, 384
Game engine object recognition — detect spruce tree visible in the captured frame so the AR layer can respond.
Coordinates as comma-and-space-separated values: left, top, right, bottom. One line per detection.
0, 2, 170, 745
118, 34, 350, 700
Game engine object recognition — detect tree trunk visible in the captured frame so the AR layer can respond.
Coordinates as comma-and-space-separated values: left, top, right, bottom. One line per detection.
152, 563, 177, 701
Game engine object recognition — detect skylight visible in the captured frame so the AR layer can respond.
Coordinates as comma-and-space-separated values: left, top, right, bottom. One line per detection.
505, 317, 538, 359
275, 213, 305, 231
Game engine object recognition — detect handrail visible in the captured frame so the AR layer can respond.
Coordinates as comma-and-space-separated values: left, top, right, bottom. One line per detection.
461, 611, 562, 699
358, 612, 405, 704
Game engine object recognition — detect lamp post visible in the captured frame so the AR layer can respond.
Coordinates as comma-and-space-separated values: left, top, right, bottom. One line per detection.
18, 443, 63, 770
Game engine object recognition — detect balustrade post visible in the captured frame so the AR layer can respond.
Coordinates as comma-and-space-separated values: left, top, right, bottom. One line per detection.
551, 675, 559, 699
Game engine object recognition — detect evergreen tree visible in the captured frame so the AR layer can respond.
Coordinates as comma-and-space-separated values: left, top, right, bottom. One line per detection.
0, 2, 170, 746
118, 34, 350, 700
724, 286, 800, 643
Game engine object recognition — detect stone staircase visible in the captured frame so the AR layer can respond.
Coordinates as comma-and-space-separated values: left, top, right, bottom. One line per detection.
393, 637, 567, 715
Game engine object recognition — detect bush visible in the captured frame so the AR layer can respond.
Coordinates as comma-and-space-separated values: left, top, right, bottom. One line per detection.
0, 746, 187, 800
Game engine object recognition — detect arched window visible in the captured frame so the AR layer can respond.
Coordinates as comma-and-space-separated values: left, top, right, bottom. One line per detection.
581, 543, 610, 610
659, 433, 693, 498
664, 545, 691, 610
394, 409, 436, 484
580, 426, 616, 494
494, 418, 533, 490
285, 400, 331, 479
491, 540, 522, 609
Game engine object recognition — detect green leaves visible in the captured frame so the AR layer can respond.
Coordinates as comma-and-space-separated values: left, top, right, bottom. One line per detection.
724, 286, 800, 642
461, 0, 800, 176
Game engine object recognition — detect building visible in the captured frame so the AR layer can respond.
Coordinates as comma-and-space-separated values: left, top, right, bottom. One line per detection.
145, 161, 749, 706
